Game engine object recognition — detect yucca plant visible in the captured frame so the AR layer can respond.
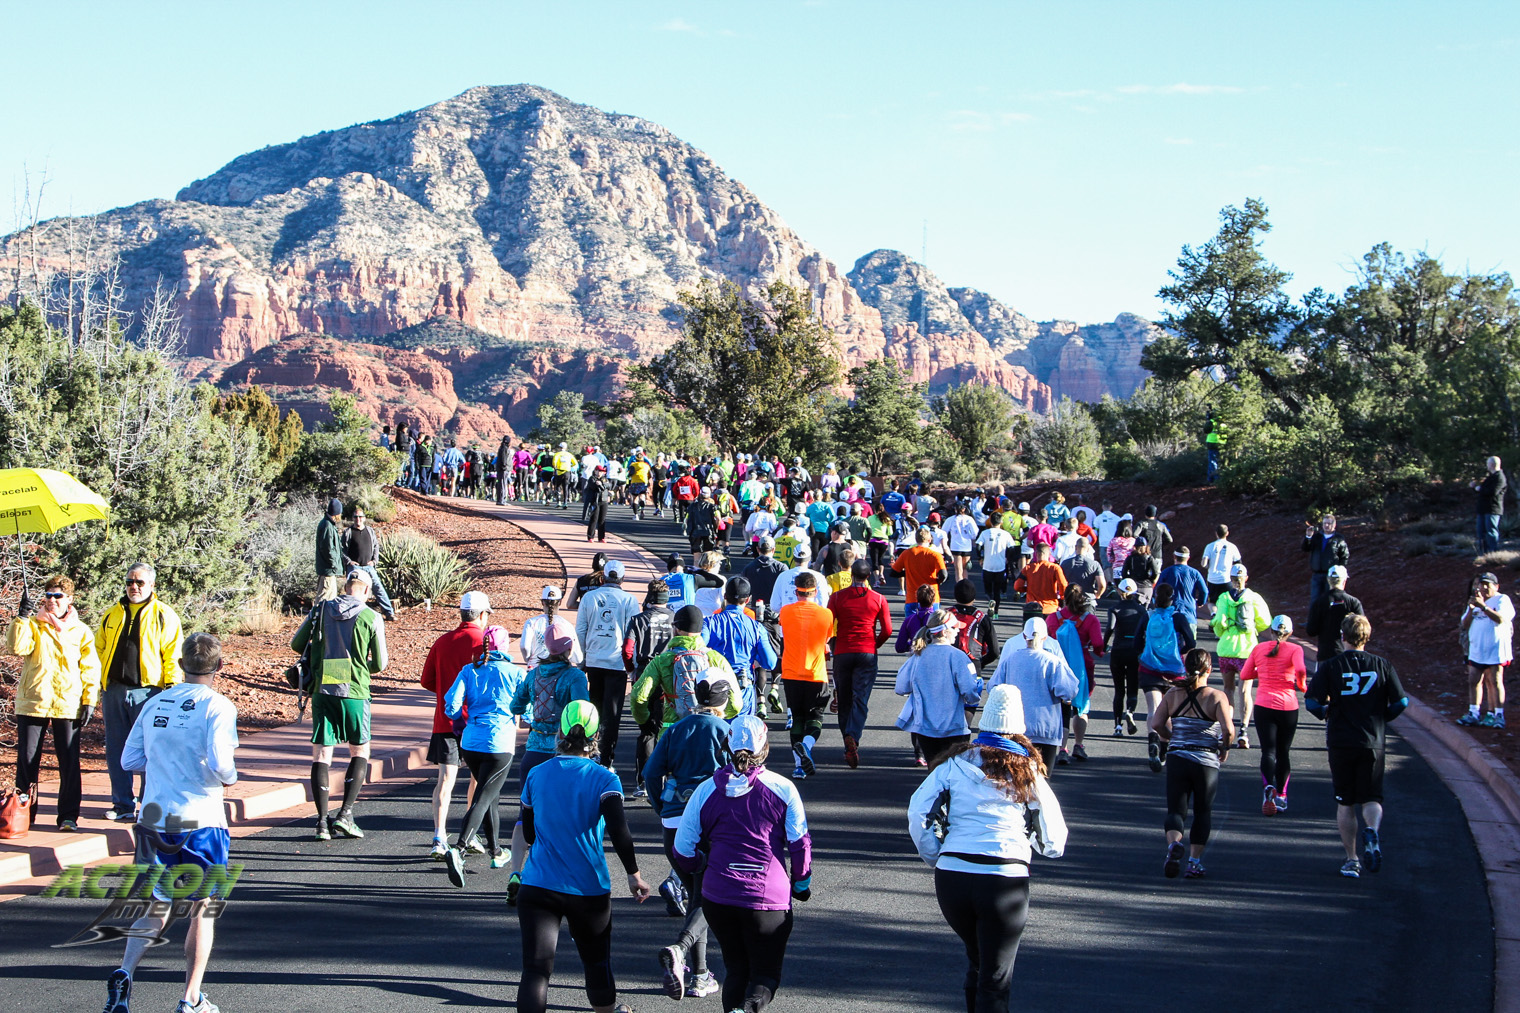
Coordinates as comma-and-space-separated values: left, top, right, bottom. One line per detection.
378, 527, 470, 605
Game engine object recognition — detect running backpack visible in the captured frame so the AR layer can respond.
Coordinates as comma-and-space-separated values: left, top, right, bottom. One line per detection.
668, 646, 707, 721
1139, 608, 1183, 677
954, 608, 987, 663
1056, 618, 1089, 713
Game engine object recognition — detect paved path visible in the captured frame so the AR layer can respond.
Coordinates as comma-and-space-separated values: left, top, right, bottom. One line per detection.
0, 496, 1494, 1012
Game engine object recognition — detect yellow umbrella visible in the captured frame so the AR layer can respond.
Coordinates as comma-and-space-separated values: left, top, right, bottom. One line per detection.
0, 468, 111, 581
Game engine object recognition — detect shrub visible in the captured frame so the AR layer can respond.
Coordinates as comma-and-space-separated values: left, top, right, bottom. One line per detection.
1402, 536, 1435, 557
1101, 441, 1149, 481
1145, 447, 1208, 488
230, 581, 284, 636
1027, 398, 1103, 477
1404, 514, 1457, 537
378, 528, 469, 605
354, 485, 398, 524
1475, 550, 1520, 570
244, 505, 319, 611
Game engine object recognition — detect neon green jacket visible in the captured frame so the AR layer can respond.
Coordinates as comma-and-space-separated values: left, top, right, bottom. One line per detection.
1211, 588, 1270, 659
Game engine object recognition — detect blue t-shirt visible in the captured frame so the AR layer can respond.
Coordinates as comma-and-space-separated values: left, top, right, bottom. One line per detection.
881, 491, 906, 517
521, 755, 623, 896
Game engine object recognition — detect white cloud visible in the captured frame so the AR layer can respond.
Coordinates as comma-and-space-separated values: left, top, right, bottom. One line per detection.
1118, 82, 1245, 95
657, 17, 702, 33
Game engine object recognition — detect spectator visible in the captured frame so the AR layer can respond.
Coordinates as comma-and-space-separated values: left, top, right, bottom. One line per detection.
419, 590, 490, 858
1302, 514, 1350, 609
1474, 456, 1507, 555
6, 575, 100, 831
341, 506, 397, 621
315, 498, 345, 602
1459, 571, 1514, 728
1305, 565, 1364, 670
96, 562, 184, 821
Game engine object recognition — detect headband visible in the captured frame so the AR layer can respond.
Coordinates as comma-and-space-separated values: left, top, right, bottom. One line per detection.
974, 732, 1029, 756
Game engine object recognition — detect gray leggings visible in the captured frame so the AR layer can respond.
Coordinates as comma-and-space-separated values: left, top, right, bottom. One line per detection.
663, 826, 708, 973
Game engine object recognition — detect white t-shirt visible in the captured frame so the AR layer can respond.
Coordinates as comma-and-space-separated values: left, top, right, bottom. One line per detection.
1054, 532, 1079, 563
520, 612, 583, 668
1202, 538, 1241, 585
746, 511, 778, 541
772, 567, 832, 610
1468, 593, 1515, 666
945, 514, 978, 554
976, 527, 1016, 573
1094, 510, 1122, 548
120, 683, 239, 832
928, 527, 950, 557
1072, 505, 1097, 528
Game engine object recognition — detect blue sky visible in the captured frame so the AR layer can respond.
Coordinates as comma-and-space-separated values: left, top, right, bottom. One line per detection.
2, 1, 1514, 322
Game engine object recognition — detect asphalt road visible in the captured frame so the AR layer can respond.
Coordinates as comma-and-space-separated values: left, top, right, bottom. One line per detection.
0, 498, 1494, 1012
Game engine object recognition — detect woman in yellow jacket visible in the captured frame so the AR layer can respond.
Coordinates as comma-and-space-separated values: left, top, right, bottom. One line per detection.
5, 575, 101, 831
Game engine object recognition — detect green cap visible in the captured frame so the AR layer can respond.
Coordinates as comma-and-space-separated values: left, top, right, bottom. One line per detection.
560, 699, 601, 738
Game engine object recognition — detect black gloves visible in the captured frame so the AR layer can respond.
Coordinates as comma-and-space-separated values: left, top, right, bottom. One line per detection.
791, 876, 812, 902
16, 587, 35, 619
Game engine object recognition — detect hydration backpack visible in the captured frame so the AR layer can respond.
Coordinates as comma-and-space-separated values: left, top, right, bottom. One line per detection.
669, 646, 708, 720
954, 608, 987, 662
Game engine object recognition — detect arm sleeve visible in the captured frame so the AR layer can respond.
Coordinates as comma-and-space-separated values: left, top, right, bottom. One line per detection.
981, 617, 1000, 664
956, 654, 982, 705
642, 728, 671, 797
420, 643, 438, 692
510, 676, 529, 718
5, 618, 35, 658
694, 572, 723, 589
1084, 614, 1104, 656
444, 666, 468, 719
290, 611, 314, 655
772, 776, 812, 881
755, 626, 779, 671
1051, 656, 1080, 703
895, 655, 917, 696
163, 609, 185, 687
371, 615, 388, 672
1239, 648, 1258, 683
630, 672, 654, 727
1305, 597, 1324, 637
876, 597, 894, 648
1176, 614, 1196, 652
519, 804, 535, 846
599, 795, 639, 874
207, 700, 240, 785
1031, 774, 1068, 859
77, 630, 102, 707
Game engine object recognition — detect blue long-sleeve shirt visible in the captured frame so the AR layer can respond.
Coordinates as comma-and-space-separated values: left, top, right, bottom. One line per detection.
703, 606, 779, 682
893, 644, 982, 737
1157, 564, 1208, 621
642, 711, 730, 826
510, 660, 590, 754
444, 651, 528, 754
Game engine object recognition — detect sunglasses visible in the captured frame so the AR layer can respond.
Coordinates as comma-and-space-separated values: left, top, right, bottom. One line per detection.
44, 591, 66, 599
125, 578, 147, 587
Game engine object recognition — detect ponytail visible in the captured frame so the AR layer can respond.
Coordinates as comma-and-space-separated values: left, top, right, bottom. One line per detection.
732, 743, 769, 772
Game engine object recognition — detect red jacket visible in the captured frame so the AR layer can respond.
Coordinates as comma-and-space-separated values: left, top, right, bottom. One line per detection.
420, 623, 486, 735
674, 476, 701, 502
827, 584, 893, 655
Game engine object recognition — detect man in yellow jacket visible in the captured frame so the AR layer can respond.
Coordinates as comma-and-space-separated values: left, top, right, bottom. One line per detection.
5, 574, 101, 831
96, 561, 184, 821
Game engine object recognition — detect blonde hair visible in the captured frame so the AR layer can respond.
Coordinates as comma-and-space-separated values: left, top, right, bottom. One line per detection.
699, 550, 724, 573
911, 609, 958, 656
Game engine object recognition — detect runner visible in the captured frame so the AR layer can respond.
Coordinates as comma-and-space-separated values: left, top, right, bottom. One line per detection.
704, 577, 780, 718
1106, 578, 1147, 736
975, 513, 1017, 618
552, 441, 577, 508
1157, 546, 1208, 626
623, 582, 675, 799
583, 464, 610, 542
778, 572, 835, 777
662, 551, 723, 612
828, 560, 893, 768
521, 585, 583, 668
1107, 521, 1137, 585
745, 499, 780, 557
950, 579, 1000, 676
1201, 524, 1242, 607
627, 450, 652, 519
1136, 583, 1196, 773
631, 605, 739, 733
536, 445, 557, 504
514, 701, 648, 1013
772, 543, 831, 610
1047, 584, 1105, 763
908, 684, 1067, 1013
1459, 571, 1513, 727
1042, 491, 1071, 526
1013, 542, 1066, 617
893, 527, 947, 620
418, 590, 489, 858
104, 633, 237, 1013
1305, 565, 1363, 672
507, 618, 589, 904
1120, 535, 1159, 603
692, 550, 728, 615
1240, 615, 1307, 815
742, 537, 787, 609
645, 672, 736, 1001
1306, 615, 1409, 878
576, 559, 641, 773
672, 715, 813, 1013
1150, 648, 1234, 879
1210, 564, 1270, 748
442, 625, 528, 883
894, 609, 983, 766
945, 503, 978, 583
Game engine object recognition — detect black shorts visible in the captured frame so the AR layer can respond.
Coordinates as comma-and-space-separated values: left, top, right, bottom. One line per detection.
1328, 746, 1385, 805
427, 732, 462, 766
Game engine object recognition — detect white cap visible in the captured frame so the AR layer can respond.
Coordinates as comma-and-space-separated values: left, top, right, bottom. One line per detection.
1230, 563, 1248, 578
1270, 614, 1294, 634
793, 543, 811, 561
460, 590, 491, 612
541, 585, 563, 601
700, 486, 711, 497
698, 667, 740, 705
728, 714, 768, 753
1018, 502, 1031, 511
603, 559, 625, 579
1022, 617, 1047, 640
980, 685, 1027, 736
1118, 577, 1138, 594
1327, 564, 1349, 581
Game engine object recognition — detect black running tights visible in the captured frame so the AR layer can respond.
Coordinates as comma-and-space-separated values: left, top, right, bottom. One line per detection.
1254, 706, 1299, 792
702, 900, 793, 1012
1110, 649, 1139, 723
662, 826, 709, 973
934, 869, 1031, 1013
516, 885, 616, 1013
1164, 755, 1219, 846
456, 748, 512, 852
982, 568, 1009, 610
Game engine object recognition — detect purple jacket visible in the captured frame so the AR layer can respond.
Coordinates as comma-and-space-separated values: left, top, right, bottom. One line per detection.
673, 764, 811, 910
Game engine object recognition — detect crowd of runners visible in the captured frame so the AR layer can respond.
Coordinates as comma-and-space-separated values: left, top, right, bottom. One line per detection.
10, 446, 1512, 1013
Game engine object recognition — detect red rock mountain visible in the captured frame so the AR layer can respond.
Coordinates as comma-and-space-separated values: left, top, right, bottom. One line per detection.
3, 85, 1158, 440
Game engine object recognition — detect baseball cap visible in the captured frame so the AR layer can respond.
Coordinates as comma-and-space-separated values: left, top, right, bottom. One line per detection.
1230, 563, 1248, 578
541, 585, 563, 601
1134, 536, 1148, 547
1270, 614, 1294, 634
793, 543, 811, 561
698, 668, 739, 708
700, 486, 711, 497
1022, 617, 1047, 640
1327, 564, 1349, 581
728, 714, 769, 753
665, 551, 684, 567
1018, 502, 1031, 512
459, 589, 490, 612
603, 559, 625, 579
346, 568, 372, 587
1118, 577, 1138, 594
560, 699, 600, 738
928, 512, 942, 524
545, 617, 576, 656
1478, 571, 1500, 584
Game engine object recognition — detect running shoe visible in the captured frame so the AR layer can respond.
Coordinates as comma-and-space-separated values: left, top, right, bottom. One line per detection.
1125, 711, 1139, 735
913, 756, 928, 768
1147, 740, 1163, 773
633, 782, 648, 800
686, 971, 720, 998
464, 834, 487, 855
444, 847, 467, 888
1056, 748, 1070, 766
659, 871, 687, 917
491, 849, 510, 869
104, 804, 136, 822
659, 944, 688, 999
103, 967, 131, 1013
1340, 859, 1362, 879
1236, 734, 1251, 750
792, 763, 810, 779
843, 734, 859, 769
506, 872, 522, 907
1497, 711, 1508, 729
1183, 859, 1206, 879
793, 741, 816, 777
1072, 744, 1088, 761
1481, 712, 1498, 728
1457, 711, 1482, 726
1164, 841, 1185, 879
177, 996, 218, 1013
314, 817, 331, 841
330, 813, 364, 839
430, 837, 448, 861
1262, 784, 1278, 816
1113, 723, 1126, 738
1360, 827, 1382, 873
57, 819, 78, 832
1274, 793, 1289, 813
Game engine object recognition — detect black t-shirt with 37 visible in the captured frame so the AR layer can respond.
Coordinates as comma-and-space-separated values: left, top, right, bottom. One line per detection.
1307, 649, 1408, 750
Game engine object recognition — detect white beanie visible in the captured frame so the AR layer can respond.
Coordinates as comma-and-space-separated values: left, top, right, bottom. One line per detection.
980, 685, 1027, 737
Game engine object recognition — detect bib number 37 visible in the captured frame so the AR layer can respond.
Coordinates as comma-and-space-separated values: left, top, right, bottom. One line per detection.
1341, 671, 1379, 695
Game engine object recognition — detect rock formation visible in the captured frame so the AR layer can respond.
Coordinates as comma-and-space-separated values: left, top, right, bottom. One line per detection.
3, 84, 1157, 430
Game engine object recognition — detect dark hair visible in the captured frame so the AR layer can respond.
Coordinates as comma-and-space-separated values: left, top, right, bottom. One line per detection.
915, 584, 937, 606
1152, 583, 1174, 607
795, 571, 818, 591
1064, 583, 1088, 614
556, 725, 598, 755
1184, 648, 1212, 682
1216, 524, 1229, 538
936, 735, 1044, 801
850, 559, 873, 582
1117, 520, 1133, 538
732, 742, 769, 773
